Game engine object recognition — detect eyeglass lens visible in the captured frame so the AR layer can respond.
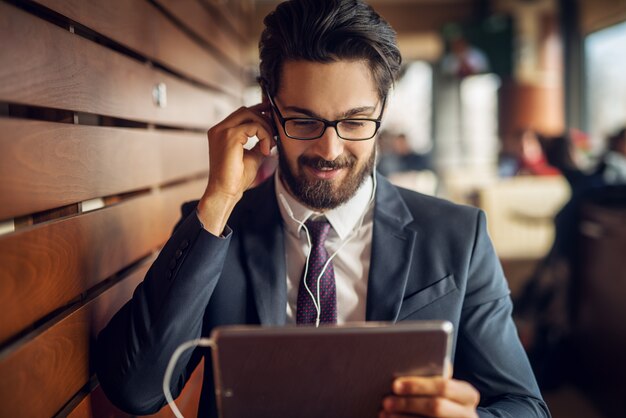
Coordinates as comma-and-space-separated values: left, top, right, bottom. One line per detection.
285, 119, 377, 140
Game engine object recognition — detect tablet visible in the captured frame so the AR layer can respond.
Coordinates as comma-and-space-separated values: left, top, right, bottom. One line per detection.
210, 320, 453, 418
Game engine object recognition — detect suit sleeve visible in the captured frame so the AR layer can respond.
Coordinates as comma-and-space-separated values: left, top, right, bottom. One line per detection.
456, 210, 551, 418
95, 203, 231, 414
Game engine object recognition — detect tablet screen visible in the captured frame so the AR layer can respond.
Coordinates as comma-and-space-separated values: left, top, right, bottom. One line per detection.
211, 321, 452, 418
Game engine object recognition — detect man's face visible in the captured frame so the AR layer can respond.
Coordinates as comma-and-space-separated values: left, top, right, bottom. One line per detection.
272, 60, 382, 211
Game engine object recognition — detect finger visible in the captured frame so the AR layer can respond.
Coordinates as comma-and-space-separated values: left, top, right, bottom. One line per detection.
214, 105, 275, 137
445, 360, 453, 379
379, 411, 427, 418
247, 126, 276, 156
215, 123, 273, 156
242, 147, 266, 179
237, 123, 274, 156
248, 101, 272, 118
383, 396, 478, 418
393, 377, 480, 407
249, 102, 271, 113
250, 103, 275, 135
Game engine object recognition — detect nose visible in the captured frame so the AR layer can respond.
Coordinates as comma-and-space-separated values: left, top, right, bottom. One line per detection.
312, 126, 344, 161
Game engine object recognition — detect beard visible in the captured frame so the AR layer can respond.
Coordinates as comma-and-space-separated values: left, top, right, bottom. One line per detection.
278, 141, 376, 211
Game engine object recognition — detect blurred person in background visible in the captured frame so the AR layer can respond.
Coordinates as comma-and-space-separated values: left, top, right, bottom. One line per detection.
498, 129, 560, 177
515, 126, 626, 388
601, 127, 626, 183
377, 131, 431, 176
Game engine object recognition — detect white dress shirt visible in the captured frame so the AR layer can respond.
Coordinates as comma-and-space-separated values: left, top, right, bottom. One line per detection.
274, 169, 375, 324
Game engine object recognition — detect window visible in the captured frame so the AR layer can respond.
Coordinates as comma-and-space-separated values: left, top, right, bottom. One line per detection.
585, 20, 626, 149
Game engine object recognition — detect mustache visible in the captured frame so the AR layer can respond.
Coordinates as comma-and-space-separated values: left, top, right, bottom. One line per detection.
298, 154, 357, 170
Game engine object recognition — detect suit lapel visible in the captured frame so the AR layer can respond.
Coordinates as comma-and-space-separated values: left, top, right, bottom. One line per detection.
366, 174, 417, 322
241, 177, 287, 326
240, 174, 423, 325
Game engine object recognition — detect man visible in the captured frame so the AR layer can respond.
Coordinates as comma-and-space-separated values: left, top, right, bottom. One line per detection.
96, 1, 550, 417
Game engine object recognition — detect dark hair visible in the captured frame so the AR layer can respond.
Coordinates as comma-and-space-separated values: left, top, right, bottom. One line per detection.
259, 0, 402, 99
608, 127, 626, 153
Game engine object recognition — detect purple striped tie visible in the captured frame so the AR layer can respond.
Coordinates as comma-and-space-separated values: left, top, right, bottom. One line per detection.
296, 219, 337, 325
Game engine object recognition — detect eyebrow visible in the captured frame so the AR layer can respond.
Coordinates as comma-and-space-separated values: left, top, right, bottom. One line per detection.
282, 104, 378, 119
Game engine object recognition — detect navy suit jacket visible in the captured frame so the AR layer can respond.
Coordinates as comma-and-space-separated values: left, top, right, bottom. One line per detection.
96, 174, 550, 417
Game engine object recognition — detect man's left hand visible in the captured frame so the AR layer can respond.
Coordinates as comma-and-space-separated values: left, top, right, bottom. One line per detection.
380, 375, 480, 418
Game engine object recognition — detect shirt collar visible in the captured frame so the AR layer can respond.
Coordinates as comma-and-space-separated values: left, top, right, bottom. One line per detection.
275, 168, 374, 240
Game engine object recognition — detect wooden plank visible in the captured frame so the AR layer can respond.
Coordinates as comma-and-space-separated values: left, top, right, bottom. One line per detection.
201, 0, 249, 42
146, 359, 204, 418
0, 260, 151, 418
0, 180, 206, 344
66, 361, 205, 418
250, 0, 475, 39
580, 0, 626, 34
65, 393, 98, 418
32, 0, 243, 95
153, 0, 244, 67
0, 2, 236, 129
0, 118, 208, 219
66, 387, 131, 418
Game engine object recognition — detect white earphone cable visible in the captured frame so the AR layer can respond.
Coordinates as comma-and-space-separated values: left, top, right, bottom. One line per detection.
164, 175, 378, 417
164, 338, 215, 418
277, 194, 319, 316
278, 173, 377, 327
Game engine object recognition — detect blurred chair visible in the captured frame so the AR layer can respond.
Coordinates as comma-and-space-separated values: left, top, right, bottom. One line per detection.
387, 170, 438, 196
477, 175, 570, 260
573, 186, 626, 418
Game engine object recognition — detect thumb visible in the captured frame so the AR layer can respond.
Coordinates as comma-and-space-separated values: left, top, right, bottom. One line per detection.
444, 358, 453, 379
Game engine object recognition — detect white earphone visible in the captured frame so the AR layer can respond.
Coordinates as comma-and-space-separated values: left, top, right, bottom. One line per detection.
278, 173, 377, 327
164, 338, 215, 418
164, 174, 378, 417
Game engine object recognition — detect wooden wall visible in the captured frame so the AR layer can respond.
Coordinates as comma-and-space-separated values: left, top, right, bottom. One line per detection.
0, 0, 248, 416
578, 0, 626, 35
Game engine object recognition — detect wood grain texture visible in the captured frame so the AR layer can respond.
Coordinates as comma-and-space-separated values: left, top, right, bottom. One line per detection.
66, 387, 131, 418
0, 180, 206, 344
250, 0, 475, 40
0, 2, 236, 129
153, 0, 244, 68
146, 359, 204, 418
32, 0, 243, 95
66, 360, 205, 418
200, 0, 248, 42
0, 119, 208, 219
0, 260, 151, 418
579, 0, 626, 34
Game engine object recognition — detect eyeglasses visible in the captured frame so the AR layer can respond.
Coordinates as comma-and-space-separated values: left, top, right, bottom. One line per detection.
266, 93, 386, 141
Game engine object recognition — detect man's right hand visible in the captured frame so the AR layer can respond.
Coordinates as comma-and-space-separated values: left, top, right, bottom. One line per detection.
197, 103, 276, 236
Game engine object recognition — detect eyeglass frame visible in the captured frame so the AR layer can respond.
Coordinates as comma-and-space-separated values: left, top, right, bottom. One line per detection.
265, 89, 387, 141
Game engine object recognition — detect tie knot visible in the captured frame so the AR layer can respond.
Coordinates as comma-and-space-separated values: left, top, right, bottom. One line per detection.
305, 219, 331, 245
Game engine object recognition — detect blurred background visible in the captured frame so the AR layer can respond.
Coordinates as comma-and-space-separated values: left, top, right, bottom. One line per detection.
0, 0, 624, 417
248, 3, 626, 414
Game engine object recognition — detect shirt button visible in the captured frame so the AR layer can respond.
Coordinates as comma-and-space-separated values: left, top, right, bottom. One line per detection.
180, 240, 189, 250
169, 258, 177, 270
175, 249, 183, 259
